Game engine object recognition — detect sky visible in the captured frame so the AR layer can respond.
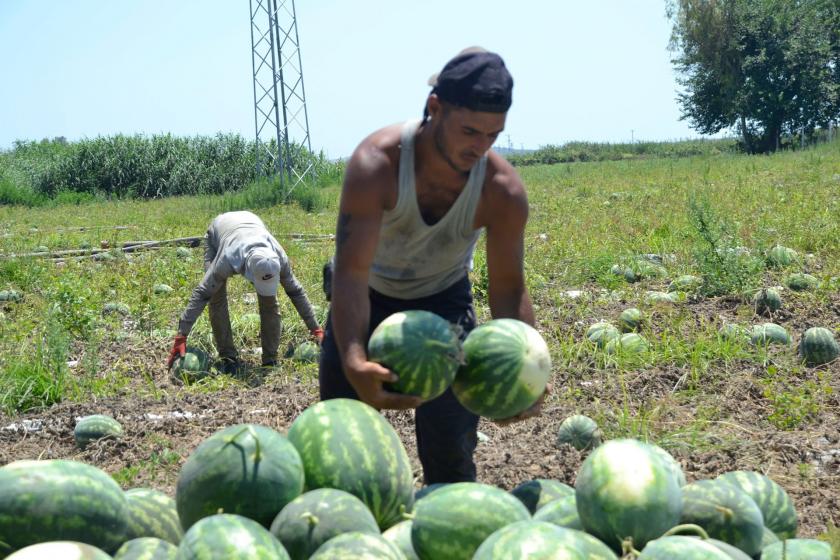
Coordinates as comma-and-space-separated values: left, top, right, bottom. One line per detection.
0, 1, 704, 159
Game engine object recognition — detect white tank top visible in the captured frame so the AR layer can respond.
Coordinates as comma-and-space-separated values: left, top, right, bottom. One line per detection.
368, 119, 486, 299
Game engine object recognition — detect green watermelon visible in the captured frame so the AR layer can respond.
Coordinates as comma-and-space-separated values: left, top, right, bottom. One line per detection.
382, 520, 419, 560
638, 535, 732, 559
239, 313, 261, 336
268, 488, 379, 560
124, 488, 183, 544
472, 521, 588, 559
152, 284, 173, 295
175, 424, 304, 530
413, 483, 448, 503
785, 273, 818, 292
451, 319, 551, 420
5, 542, 112, 560
644, 291, 680, 304
719, 323, 749, 342
766, 246, 798, 268
0, 460, 129, 555
532, 494, 582, 530
510, 479, 574, 513
367, 310, 461, 400
618, 308, 643, 332
648, 445, 687, 488
668, 275, 702, 293
586, 322, 620, 347
308, 532, 404, 559
717, 471, 797, 540
749, 323, 791, 346
604, 333, 649, 355
176, 513, 289, 559
287, 399, 414, 530
761, 538, 832, 559
556, 414, 602, 451
706, 539, 753, 560
610, 264, 638, 283
103, 302, 131, 316
753, 288, 782, 315
798, 327, 840, 366
575, 439, 683, 551
176, 247, 192, 259
0, 290, 22, 302
74, 414, 123, 449
680, 479, 764, 557
411, 482, 530, 560
292, 341, 320, 364
171, 348, 211, 383
113, 537, 177, 559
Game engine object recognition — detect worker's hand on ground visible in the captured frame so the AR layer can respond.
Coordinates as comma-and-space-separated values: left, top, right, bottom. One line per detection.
310, 327, 325, 344
344, 358, 424, 411
493, 383, 552, 427
166, 334, 187, 370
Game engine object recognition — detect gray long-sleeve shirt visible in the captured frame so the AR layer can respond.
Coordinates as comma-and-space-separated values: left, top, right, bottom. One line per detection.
177, 211, 319, 335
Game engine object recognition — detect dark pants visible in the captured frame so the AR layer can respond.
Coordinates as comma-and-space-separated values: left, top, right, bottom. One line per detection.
319, 276, 480, 484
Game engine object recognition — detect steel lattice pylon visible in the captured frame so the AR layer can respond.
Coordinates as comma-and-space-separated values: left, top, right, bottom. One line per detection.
249, 0, 313, 189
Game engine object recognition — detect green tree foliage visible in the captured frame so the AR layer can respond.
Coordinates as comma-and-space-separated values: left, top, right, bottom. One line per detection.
668, 0, 840, 153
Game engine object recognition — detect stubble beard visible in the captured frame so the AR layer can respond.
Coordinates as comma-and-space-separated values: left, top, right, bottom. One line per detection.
433, 122, 469, 174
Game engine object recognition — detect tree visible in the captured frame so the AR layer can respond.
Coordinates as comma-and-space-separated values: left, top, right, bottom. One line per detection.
668, 0, 840, 153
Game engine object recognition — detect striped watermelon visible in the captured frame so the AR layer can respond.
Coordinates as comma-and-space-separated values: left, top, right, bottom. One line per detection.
175, 424, 304, 530
472, 521, 588, 559
750, 323, 791, 346
638, 535, 732, 559
798, 327, 840, 366
0, 459, 129, 555
292, 341, 320, 364
532, 494, 582, 530
411, 482, 531, 560
753, 288, 782, 315
785, 273, 818, 292
680, 479, 764, 557
510, 478, 574, 513
172, 348, 211, 383
717, 471, 797, 539
668, 274, 702, 293
74, 414, 123, 450
287, 399, 414, 530
760, 538, 832, 559
619, 308, 643, 332
367, 310, 461, 400
648, 445, 686, 487
268, 488, 379, 560
382, 520, 419, 560
586, 322, 620, 347
113, 537, 177, 559
308, 532, 405, 559
5, 542, 112, 560
124, 488, 183, 545
176, 514, 289, 559
451, 319, 551, 420
604, 332, 649, 355
575, 439, 683, 551
719, 323, 749, 342
556, 414, 602, 451
766, 246, 798, 268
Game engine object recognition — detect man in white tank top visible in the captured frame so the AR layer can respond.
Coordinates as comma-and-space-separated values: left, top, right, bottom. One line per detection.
320, 48, 547, 483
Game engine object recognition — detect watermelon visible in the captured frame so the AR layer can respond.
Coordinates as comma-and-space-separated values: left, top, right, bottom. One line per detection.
411, 482, 530, 560
679, 479, 764, 557
644, 291, 680, 304
472, 521, 588, 559
308, 532, 404, 559
717, 471, 797, 540
532, 494, 582, 530
413, 483, 448, 503
575, 439, 683, 551
668, 275, 702, 293
171, 348, 211, 383
74, 414, 123, 450
604, 333, 649, 355
719, 323, 749, 342
610, 264, 638, 283
124, 488, 183, 544
451, 319, 551, 420
586, 322, 620, 348
287, 399, 414, 530
766, 246, 798, 268
292, 341, 320, 364
175, 423, 304, 530
785, 273, 818, 292
152, 284, 173, 295
749, 323, 791, 346
176, 247, 192, 259
176, 514, 289, 559
798, 327, 840, 366
556, 414, 602, 451
367, 310, 461, 400
753, 288, 782, 315
113, 537, 177, 559
648, 445, 687, 488
510, 478, 574, 513
638, 535, 732, 559
761, 538, 832, 559
268, 488, 379, 560
0, 290, 22, 302
382, 520, 419, 560
0, 460, 129, 555
5, 542, 112, 560
239, 313, 261, 336
618, 308, 643, 332
103, 302, 131, 316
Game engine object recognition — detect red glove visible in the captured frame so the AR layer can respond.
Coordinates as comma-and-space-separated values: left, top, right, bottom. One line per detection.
167, 334, 187, 369
310, 327, 325, 344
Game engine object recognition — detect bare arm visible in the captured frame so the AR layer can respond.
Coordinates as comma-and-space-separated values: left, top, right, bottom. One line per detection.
331, 141, 422, 410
